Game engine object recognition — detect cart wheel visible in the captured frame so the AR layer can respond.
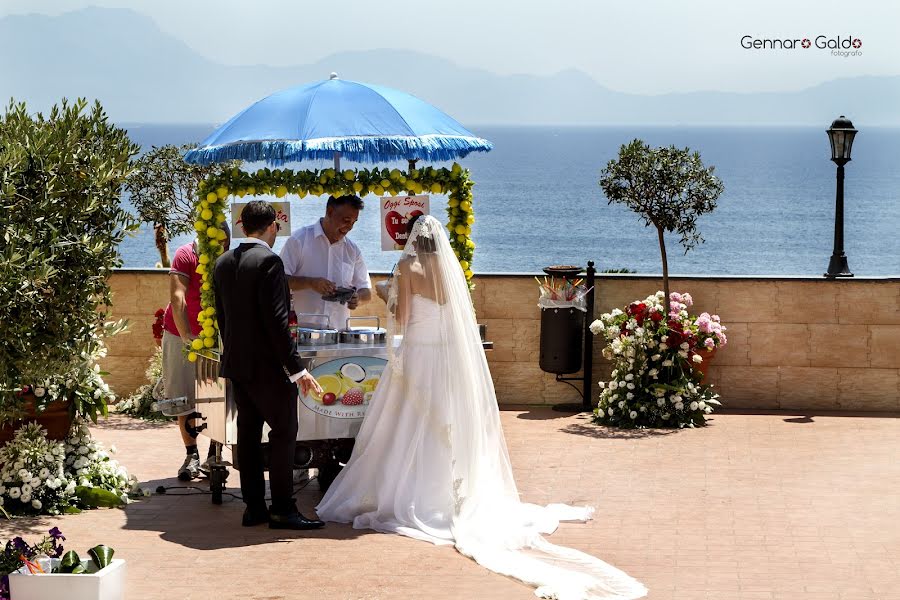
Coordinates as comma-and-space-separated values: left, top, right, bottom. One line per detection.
317, 461, 341, 493
210, 466, 226, 505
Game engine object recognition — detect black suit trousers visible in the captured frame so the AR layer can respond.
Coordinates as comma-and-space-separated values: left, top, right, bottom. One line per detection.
232, 374, 299, 516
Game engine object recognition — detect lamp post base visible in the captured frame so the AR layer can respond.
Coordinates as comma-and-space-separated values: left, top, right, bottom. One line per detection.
824, 255, 853, 278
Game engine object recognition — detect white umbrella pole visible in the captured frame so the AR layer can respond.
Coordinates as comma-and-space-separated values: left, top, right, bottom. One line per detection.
334, 151, 341, 172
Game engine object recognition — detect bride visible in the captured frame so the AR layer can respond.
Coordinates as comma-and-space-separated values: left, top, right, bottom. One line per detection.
316, 215, 646, 600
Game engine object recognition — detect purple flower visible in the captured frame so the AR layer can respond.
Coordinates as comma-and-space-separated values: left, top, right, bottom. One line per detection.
1, 574, 10, 600
9, 537, 28, 554
48, 527, 65, 541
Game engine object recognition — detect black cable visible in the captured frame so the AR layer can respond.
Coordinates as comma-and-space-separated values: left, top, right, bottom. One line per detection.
152, 473, 321, 501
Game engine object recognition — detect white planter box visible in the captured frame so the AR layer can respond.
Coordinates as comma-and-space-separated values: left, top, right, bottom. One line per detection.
9, 558, 126, 600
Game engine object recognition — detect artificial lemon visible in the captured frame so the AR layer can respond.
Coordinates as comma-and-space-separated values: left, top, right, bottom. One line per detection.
203, 337, 215, 348
216, 186, 228, 199
201, 209, 213, 220
343, 169, 355, 181
191, 338, 203, 350
317, 374, 343, 398
430, 183, 442, 194
206, 192, 217, 203
188, 352, 198, 363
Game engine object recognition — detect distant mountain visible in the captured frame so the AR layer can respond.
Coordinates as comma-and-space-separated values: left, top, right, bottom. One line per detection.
2, 7, 898, 125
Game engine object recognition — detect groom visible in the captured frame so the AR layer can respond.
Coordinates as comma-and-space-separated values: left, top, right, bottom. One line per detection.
213, 200, 325, 530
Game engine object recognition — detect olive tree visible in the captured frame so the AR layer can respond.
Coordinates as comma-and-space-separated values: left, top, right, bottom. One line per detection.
599, 139, 724, 314
125, 145, 234, 267
0, 99, 137, 423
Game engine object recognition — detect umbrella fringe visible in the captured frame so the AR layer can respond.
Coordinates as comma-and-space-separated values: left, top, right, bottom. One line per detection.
184, 136, 493, 166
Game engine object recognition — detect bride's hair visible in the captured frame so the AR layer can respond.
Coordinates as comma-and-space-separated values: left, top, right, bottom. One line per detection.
405, 213, 436, 253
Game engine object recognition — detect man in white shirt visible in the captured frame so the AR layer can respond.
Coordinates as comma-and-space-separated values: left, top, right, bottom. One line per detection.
281, 195, 372, 330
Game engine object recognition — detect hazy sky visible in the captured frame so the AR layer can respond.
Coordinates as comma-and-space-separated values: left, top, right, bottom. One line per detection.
1, 0, 897, 94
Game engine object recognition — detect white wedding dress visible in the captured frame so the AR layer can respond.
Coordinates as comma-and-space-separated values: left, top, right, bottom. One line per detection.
316, 216, 646, 600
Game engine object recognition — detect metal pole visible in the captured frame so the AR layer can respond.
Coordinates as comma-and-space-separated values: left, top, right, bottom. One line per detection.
333, 151, 341, 172
825, 163, 853, 277
582, 261, 596, 411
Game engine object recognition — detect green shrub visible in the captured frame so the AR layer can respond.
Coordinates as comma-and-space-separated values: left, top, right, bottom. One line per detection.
0, 99, 138, 424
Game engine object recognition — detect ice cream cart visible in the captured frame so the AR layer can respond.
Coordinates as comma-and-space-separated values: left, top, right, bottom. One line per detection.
192, 315, 394, 504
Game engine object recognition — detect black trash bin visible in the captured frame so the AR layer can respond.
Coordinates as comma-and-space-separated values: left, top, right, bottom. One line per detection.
539, 305, 584, 374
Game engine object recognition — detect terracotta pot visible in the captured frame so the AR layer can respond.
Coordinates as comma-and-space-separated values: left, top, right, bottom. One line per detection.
692, 347, 718, 384
0, 395, 74, 445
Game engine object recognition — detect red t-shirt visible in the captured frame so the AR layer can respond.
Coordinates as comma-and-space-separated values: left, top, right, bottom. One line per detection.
163, 242, 202, 338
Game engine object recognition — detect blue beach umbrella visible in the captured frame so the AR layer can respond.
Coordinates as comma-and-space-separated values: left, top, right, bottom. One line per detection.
184, 74, 492, 167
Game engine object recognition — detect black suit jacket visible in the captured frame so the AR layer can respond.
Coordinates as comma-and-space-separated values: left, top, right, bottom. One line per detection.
213, 242, 304, 383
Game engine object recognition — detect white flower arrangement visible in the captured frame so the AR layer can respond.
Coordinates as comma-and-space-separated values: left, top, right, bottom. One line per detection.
0, 423, 73, 514
0, 421, 138, 515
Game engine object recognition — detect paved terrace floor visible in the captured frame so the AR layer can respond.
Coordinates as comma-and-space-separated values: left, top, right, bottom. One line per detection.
3, 409, 899, 600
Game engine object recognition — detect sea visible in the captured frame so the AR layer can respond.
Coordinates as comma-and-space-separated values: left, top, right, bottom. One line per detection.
119, 124, 900, 276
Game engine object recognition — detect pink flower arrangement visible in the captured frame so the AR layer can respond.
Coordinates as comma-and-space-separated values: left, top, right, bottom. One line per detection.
589, 291, 728, 429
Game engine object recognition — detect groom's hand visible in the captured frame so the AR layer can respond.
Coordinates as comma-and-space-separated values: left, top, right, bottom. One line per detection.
298, 373, 323, 397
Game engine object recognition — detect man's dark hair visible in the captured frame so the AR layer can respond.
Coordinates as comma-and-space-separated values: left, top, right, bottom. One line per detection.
405, 213, 436, 253
240, 200, 276, 235
326, 194, 364, 211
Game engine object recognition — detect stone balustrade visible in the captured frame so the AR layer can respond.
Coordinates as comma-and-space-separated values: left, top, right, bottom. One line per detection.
100, 270, 900, 411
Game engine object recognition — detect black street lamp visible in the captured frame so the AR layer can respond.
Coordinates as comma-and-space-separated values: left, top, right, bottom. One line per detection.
824, 115, 857, 278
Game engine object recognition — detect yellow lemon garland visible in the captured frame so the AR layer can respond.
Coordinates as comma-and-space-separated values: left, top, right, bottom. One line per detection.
192, 163, 477, 350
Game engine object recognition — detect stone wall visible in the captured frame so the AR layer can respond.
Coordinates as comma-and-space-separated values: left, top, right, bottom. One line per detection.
101, 271, 900, 411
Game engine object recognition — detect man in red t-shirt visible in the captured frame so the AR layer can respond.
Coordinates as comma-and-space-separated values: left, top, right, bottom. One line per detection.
162, 227, 230, 480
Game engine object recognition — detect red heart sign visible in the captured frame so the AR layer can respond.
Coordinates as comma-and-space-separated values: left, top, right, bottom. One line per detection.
384, 211, 407, 243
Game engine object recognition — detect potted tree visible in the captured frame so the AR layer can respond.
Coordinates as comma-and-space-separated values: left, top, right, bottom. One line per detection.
599, 139, 724, 315
0, 99, 137, 439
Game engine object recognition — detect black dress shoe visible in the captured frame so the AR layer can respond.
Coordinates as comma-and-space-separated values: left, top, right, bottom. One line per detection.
268, 512, 325, 530
241, 507, 270, 527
